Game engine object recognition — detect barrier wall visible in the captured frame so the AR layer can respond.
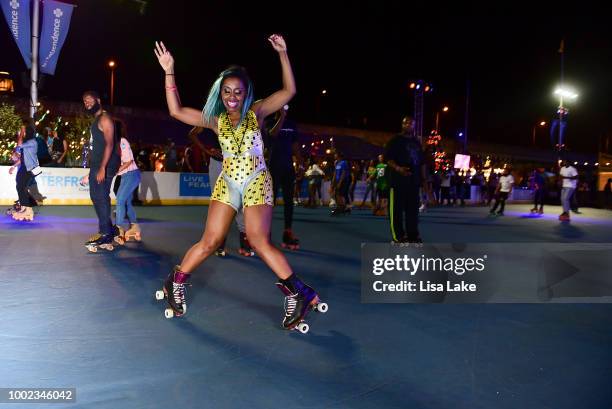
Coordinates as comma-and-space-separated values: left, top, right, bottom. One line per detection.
0, 166, 212, 205
0, 166, 535, 205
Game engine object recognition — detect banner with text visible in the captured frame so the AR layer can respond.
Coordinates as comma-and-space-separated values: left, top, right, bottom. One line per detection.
1, 0, 31, 68
39, 0, 74, 75
179, 173, 211, 197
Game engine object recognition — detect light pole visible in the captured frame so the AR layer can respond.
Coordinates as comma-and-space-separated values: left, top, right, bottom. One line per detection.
434, 106, 449, 134
532, 121, 546, 146
409, 80, 433, 142
552, 87, 577, 150
108, 60, 116, 106
315, 89, 327, 122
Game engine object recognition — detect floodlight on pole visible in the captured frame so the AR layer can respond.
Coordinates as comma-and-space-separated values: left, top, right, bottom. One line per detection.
554, 87, 578, 100
552, 85, 577, 152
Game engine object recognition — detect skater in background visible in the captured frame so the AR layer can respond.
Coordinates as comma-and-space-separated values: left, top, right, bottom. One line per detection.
489, 167, 514, 216
154, 35, 324, 330
114, 119, 142, 241
486, 171, 498, 206
558, 160, 578, 221
348, 161, 360, 208
385, 116, 430, 243
331, 150, 351, 215
374, 154, 389, 215
267, 105, 301, 249
49, 127, 69, 167
530, 167, 546, 214
359, 159, 377, 208
9, 118, 40, 221
305, 157, 325, 208
81, 91, 122, 251
6, 122, 46, 216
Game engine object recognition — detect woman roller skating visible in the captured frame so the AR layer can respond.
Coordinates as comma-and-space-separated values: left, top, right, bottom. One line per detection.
153, 35, 326, 332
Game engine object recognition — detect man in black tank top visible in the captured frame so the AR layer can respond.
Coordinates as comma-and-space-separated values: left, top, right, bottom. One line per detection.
82, 91, 121, 250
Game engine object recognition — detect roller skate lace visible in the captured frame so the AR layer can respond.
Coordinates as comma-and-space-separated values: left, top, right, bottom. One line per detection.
172, 281, 190, 307
173, 283, 184, 304
284, 294, 298, 318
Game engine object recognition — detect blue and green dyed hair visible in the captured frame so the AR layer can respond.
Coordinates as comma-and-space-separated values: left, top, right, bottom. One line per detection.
202, 65, 254, 126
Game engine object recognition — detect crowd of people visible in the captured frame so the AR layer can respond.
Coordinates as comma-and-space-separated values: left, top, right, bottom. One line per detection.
6, 113, 605, 226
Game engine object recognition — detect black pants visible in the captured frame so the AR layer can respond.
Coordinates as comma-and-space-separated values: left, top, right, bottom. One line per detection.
440, 186, 451, 205
16, 166, 34, 207
491, 192, 509, 213
272, 167, 295, 229
533, 188, 545, 209
389, 183, 420, 241
89, 168, 115, 236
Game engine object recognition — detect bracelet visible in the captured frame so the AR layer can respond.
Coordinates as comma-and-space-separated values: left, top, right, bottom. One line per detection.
165, 86, 177, 91
165, 73, 175, 76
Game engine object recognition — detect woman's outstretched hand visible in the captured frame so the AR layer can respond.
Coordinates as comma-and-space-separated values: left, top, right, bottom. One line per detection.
154, 41, 174, 73
268, 34, 287, 52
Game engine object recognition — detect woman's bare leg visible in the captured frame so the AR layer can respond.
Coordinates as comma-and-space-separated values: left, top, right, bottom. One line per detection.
243, 204, 292, 280
179, 200, 236, 272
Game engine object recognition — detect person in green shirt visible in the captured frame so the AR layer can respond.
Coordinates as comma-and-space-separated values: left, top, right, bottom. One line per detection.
374, 154, 388, 215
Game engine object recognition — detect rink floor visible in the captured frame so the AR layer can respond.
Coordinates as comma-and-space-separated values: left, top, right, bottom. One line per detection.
1, 203, 611, 408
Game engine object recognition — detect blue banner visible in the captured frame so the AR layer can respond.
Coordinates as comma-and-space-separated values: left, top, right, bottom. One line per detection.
179, 173, 212, 197
39, 0, 74, 75
1, 0, 32, 68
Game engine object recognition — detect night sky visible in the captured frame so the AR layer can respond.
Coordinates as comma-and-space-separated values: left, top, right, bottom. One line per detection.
1, 2, 610, 152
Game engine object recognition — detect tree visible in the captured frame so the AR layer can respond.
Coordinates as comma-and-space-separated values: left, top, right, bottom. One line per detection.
61, 114, 92, 166
0, 103, 24, 165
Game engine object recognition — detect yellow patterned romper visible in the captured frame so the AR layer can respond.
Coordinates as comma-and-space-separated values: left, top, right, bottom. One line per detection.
210, 110, 274, 211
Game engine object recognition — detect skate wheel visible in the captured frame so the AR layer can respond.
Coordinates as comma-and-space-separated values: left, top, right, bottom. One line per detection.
316, 302, 328, 313
164, 308, 174, 319
296, 322, 309, 334
155, 290, 164, 300
114, 237, 125, 245
87, 245, 97, 253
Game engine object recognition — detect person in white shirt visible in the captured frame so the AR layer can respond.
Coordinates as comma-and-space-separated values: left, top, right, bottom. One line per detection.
489, 168, 514, 216
115, 121, 142, 241
558, 160, 578, 220
305, 158, 325, 208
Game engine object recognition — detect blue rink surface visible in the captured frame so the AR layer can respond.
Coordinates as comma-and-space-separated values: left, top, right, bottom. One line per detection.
1, 204, 611, 409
